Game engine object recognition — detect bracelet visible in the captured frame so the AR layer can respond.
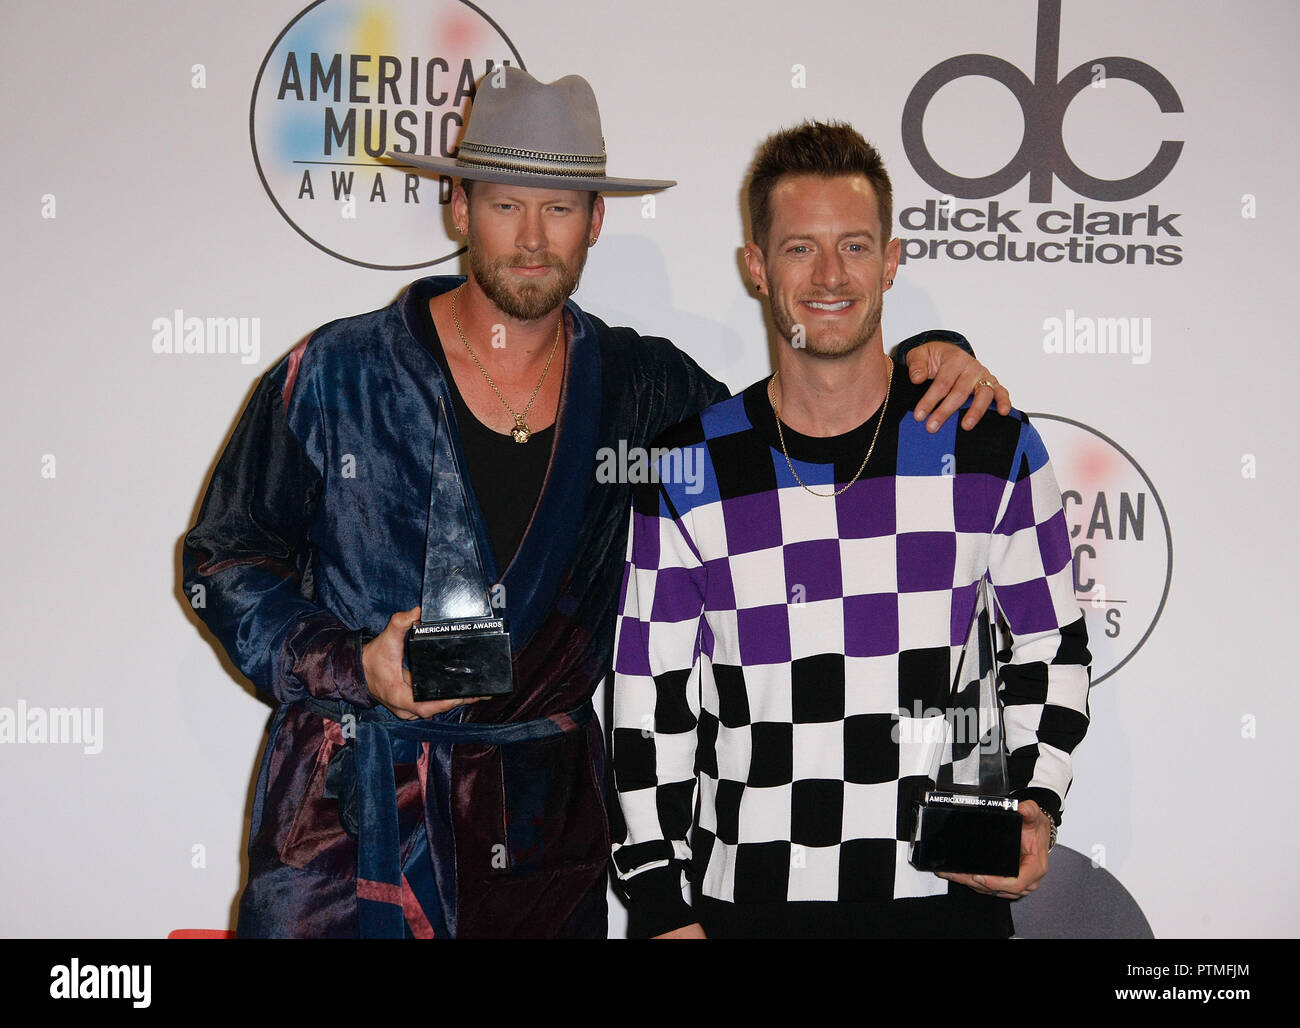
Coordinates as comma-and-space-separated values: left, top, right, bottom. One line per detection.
1041, 807, 1059, 850
1026, 801, 1059, 850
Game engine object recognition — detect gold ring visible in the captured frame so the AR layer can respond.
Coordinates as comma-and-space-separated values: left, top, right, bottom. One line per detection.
976, 377, 997, 390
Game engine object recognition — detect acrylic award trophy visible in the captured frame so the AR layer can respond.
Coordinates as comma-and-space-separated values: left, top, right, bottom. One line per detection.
404, 400, 514, 701
909, 577, 1021, 878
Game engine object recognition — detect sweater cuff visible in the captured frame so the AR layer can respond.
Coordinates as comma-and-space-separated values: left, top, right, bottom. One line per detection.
622, 865, 697, 939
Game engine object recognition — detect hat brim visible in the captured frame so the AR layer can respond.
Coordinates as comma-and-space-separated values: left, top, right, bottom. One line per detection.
384, 151, 675, 193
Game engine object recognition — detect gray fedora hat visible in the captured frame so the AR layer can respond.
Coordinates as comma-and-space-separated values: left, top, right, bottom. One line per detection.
390, 67, 674, 193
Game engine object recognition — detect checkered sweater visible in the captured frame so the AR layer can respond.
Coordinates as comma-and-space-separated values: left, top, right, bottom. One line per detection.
610, 376, 1091, 936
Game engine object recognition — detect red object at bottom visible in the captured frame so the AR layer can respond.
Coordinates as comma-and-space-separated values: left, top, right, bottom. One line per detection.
167, 929, 235, 939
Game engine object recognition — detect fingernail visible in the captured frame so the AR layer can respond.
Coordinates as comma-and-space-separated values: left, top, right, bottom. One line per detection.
973, 875, 985, 885
927, 419, 939, 432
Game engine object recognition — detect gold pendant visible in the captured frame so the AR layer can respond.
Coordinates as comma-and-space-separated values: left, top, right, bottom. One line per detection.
511, 419, 531, 444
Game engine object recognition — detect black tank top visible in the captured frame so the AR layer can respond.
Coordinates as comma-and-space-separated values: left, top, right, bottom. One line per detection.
416, 299, 556, 573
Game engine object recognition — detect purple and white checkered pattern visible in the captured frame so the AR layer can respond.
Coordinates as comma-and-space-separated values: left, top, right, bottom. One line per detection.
611, 385, 1090, 910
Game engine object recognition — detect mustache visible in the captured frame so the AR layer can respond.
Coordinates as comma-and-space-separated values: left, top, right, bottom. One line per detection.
497, 253, 565, 269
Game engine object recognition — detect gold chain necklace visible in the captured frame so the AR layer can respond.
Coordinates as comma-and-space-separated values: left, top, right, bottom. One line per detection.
768, 359, 893, 498
450, 284, 563, 443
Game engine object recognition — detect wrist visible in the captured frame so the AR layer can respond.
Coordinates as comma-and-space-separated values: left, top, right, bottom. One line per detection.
894, 329, 975, 361
621, 865, 696, 939
1023, 800, 1058, 850
281, 614, 375, 708
1013, 788, 1062, 831
325, 626, 376, 708
360, 631, 378, 693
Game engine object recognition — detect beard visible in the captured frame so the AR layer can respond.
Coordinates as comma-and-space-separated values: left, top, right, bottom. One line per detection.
770, 290, 883, 360
469, 242, 588, 322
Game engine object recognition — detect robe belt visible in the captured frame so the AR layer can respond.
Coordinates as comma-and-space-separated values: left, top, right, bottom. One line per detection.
301, 696, 593, 938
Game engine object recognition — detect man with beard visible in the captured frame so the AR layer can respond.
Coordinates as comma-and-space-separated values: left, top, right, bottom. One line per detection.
184, 74, 1010, 938
611, 121, 1090, 939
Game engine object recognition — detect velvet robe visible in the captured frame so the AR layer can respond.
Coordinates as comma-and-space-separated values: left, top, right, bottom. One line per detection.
183, 275, 727, 937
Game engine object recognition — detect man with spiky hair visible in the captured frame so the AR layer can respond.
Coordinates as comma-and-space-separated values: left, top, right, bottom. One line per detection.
612, 121, 1090, 939
185, 74, 1008, 939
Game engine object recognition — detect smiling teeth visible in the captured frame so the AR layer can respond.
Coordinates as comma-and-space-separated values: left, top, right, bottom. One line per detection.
806, 301, 851, 310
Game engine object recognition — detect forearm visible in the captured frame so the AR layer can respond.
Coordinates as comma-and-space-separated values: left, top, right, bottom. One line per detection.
183, 362, 372, 707
990, 422, 1091, 821
184, 549, 362, 703
610, 718, 699, 939
610, 626, 702, 936
997, 619, 1090, 822
610, 483, 707, 937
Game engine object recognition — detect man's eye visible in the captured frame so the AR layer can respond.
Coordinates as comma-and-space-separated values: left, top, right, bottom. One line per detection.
846, 243, 865, 253
789, 245, 809, 255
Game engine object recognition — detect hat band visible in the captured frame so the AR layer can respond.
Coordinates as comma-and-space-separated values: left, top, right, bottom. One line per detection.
454, 139, 607, 179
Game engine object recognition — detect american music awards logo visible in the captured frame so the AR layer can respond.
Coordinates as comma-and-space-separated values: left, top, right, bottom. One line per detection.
249, 0, 525, 270
1031, 414, 1172, 685
897, 0, 1185, 269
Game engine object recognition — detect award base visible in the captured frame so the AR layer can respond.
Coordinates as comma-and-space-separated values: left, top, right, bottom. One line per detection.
909, 791, 1021, 878
406, 617, 514, 701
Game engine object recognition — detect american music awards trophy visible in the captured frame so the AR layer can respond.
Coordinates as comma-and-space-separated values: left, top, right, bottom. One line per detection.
909, 577, 1021, 878
405, 400, 514, 701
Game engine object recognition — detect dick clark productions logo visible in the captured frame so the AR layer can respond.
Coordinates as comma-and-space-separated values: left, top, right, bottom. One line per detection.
902, 0, 1182, 201
250, 0, 524, 270
897, 0, 1186, 268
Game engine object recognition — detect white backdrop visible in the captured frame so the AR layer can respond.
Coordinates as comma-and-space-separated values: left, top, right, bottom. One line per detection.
1, 0, 1295, 938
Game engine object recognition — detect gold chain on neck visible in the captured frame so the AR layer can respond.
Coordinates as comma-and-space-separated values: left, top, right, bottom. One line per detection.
450, 284, 563, 443
767, 359, 893, 498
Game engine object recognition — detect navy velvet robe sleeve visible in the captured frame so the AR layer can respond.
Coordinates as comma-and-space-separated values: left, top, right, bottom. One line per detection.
895, 329, 974, 361
182, 357, 372, 708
